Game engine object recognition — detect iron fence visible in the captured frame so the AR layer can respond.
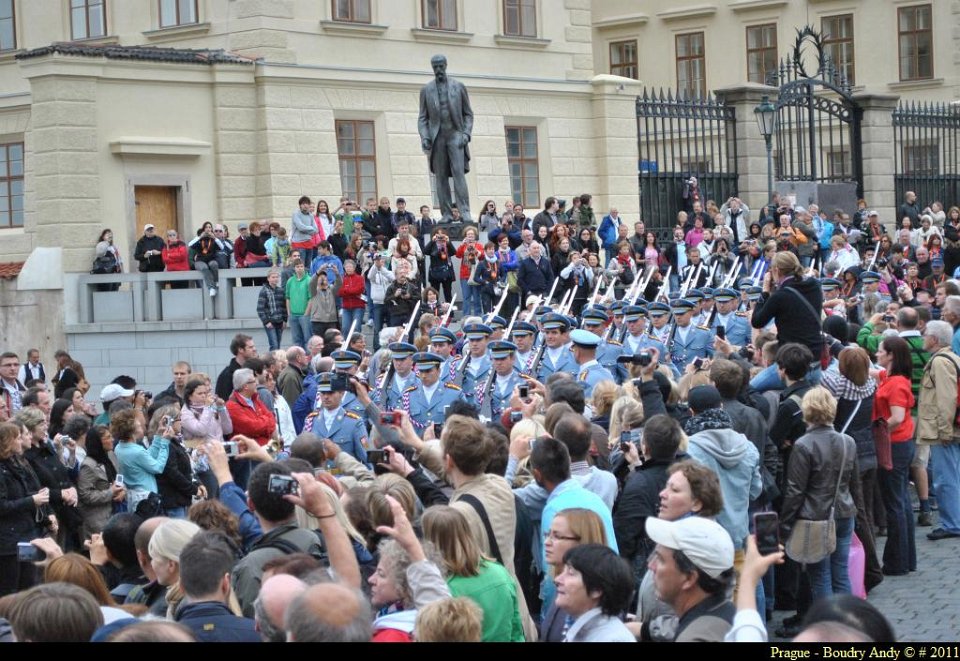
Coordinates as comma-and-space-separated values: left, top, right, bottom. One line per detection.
893, 101, 960, 210
636, 89, 738, 239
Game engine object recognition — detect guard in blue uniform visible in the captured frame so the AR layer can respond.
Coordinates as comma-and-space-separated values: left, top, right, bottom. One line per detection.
511, 321, 539, 375
403, 352, 464, 437
457, 322, 493, 410
536, 313, 578, 381
482, 341, 526, 420
376, 342, 418, 411
330, 349, 366, 421
696, 288, 716, 327
302, 372, 369, 462
668, 299, 713, 372
569, 329, 616, 399
608, 300, 627, 339
429, 327, 460, 383
580, 308, 622, 376
648, 301, 672, 347
617, 304, 668, 382
488, 315, 508, 342
686, 289, 707, 327
710, 288, 751, 347
534, 306, 553, 332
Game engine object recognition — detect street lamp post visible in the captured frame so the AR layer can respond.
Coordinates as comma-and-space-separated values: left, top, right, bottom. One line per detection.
754, 95, 776, 203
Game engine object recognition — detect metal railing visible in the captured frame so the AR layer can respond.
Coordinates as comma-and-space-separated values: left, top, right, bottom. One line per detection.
893, 100, 960, 210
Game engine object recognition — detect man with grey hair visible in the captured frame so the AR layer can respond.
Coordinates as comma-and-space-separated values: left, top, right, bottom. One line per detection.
278, 346, 309, 407
305, 335, 325, 374
919, 319, 960, 540
516, 228, 535, 261
285, 583, 372, 642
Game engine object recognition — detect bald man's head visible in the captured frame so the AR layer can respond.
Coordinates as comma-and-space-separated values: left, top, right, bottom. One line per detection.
285, 583, 371, 643
256, 574, 307, 643
898, 306, 919, 330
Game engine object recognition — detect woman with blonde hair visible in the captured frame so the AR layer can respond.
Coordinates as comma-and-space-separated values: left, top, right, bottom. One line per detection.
607, 396, 642, 451
590, 380, 620, 432
750, 249, 825, 392
421, 505, 524, 642
782, 387, 857, 600
539, 508, 611, 641
148, 518, 201, 617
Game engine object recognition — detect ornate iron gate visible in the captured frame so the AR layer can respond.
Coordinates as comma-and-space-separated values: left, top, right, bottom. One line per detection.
893, 101, 960, 210
768, 27, 863, 197
636, 89, 738, 238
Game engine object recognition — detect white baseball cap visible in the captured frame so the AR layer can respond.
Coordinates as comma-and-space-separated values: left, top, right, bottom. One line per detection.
144, 224, 155, 231
645, 516, 735, 578
100, 383, 135, 402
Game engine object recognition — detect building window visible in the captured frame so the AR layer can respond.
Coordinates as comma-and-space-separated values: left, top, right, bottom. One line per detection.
0, 142, 24, 229
827, 150, 852, 179
71, 0, 106, 39
898, 4, 933, 81
610, 40, 638, 79
0, 0, 15, 51
423, 0, 456, 31
746, 23, 777, 85
822, 14, 855, 85
676, 32, 706, 99
505, 126, 539, 209
332, 0, 371, 24
504, 0, 535, 38
902, 144, 939, 175
159, 0, 198, 28
336, 120, 377, 209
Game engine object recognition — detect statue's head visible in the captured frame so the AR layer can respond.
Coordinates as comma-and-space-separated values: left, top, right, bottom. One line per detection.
431, 55, 447, 80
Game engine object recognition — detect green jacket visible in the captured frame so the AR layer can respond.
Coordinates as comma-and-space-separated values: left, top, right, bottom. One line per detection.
447, 559, 525, 642
858, 325, 928, 403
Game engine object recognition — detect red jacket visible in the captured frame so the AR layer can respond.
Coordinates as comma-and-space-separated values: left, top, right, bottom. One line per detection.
339, 273, 366, 309
162, 242, 189, 272
455, 241, 484, 280
225, 392, 276, 446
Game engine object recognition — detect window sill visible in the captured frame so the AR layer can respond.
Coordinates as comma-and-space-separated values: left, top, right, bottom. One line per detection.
0, 49, 23, 63
410, 28, 473, 44
888, 77, 943, 91
493, 34, 551, 49
656, 4, 718, 21
67, 34, 120, 45
142, 22, 212, 41
319, 20, 389, 37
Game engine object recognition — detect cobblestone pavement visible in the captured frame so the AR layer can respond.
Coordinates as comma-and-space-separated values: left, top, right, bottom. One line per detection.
771, 511, 960, 642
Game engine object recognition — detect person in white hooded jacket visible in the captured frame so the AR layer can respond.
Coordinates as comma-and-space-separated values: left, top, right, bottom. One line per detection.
682, 385, 762, 556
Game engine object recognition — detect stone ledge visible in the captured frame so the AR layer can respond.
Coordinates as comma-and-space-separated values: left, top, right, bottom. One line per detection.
729, 0, 788, 12
655, 4, 718, 21
66, 318, 264, 334
887, 78, 944, 92
493, 34, 551, 48
592, 13, 650, 29
318, 20, 389, 37
142, 22, 212, 41
409, 28, 473, 44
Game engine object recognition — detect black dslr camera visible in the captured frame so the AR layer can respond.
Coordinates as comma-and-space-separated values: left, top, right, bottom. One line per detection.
616, 350, 652, 367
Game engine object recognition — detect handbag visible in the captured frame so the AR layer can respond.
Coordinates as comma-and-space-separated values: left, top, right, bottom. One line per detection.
91, 253, 117, 274
872, 418, 893, 471
785, 435, 849, 565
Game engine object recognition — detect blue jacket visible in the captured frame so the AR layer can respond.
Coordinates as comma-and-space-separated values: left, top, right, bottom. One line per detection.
175, 601, 261, 643
686, 426, 762, 550
517, 256, 554, 298
309, 253, 344, 280
597, 214, 619, 247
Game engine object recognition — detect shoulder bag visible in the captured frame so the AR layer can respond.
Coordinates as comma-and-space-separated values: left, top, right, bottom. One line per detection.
785, 433, 849, 565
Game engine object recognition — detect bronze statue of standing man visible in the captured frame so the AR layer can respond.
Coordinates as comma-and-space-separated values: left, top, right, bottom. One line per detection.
418, 55, 474, 222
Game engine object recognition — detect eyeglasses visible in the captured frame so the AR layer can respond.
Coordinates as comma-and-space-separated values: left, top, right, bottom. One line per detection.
545, 531, 580, 542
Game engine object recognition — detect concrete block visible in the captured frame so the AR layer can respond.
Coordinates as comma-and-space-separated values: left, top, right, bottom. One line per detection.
302, 109, 333, 131
564, 0, 590, 9
568, 9, 591, 26
219, 131, 257, 153
161, 288, 205, 321
231, 286, 261, 320
217, 107, 257, 131
136, 329, 209, 349
218, 154, 258, 176
229, 28, 289, 50
93, 291, 135, 323
72, 330, 139, 350
264, 108, 303, 130
109, 347, 173, 368
215, 86, 257, 108
57, 128, 98, 152
572, 53, 594, 71
259, 85, 292, 107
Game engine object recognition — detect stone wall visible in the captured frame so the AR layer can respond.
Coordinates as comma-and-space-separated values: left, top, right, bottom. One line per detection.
66, 319, 265, 398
